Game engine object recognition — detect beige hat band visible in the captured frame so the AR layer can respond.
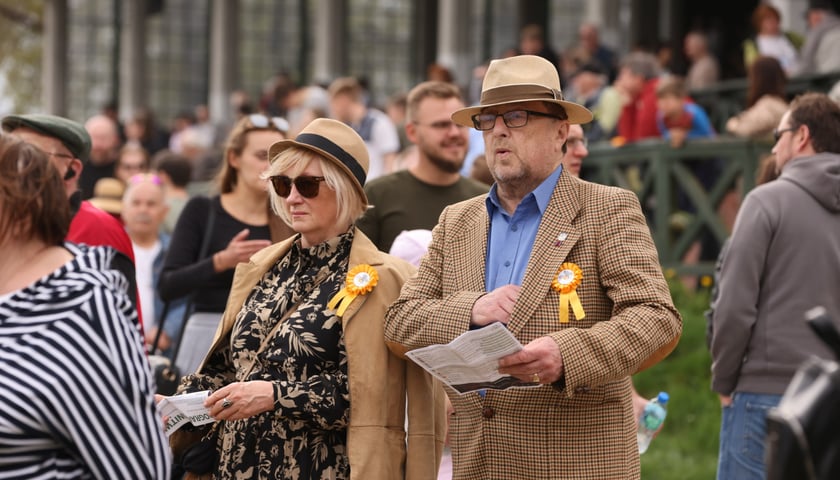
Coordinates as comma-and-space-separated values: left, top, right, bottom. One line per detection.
480, 84, 563, 107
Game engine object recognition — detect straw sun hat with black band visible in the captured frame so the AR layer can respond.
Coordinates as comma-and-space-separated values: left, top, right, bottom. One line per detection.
268, 118, 370, 205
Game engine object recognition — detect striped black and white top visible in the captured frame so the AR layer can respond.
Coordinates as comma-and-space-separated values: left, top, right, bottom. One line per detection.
0, 243, 171, 479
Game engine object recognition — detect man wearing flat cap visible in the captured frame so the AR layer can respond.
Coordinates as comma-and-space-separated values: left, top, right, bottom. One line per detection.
385, 55, 682, 479
3, 114, 141, 326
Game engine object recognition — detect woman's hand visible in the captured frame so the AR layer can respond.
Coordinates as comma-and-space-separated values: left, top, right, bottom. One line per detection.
204, 381, 275, 421
154, 394, 170, 431
144, 328, 171, 352
213, 229, 272, 272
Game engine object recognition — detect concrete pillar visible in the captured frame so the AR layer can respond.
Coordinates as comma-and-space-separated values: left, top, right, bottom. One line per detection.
583, 0, 604, 24
42, 0, 68, 116
311, 0, 347, 84
775, 0, 808, 34
208, 0, 239, 125
437, 0, 473, 86
119, 0, 147, 120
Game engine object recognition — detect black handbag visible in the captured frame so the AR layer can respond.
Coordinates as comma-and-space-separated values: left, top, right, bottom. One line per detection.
765, 306, 840, 480
173, 422, 220, 475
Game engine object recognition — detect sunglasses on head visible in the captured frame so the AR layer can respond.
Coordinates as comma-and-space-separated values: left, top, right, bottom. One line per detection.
128, 173, 162, 185
248, 114, 290, 133
269, 175, 327, 198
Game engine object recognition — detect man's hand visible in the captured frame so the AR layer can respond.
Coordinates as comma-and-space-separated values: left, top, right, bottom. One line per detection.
470, 284, 521, 327
719, 394, 732, 407
631, 385, 648, 423
497, 336, 564, 384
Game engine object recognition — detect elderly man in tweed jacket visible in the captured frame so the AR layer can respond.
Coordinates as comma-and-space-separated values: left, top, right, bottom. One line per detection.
384, 55, 682, 479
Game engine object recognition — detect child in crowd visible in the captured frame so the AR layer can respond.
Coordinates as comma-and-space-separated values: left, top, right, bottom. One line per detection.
655, 76, 715, 147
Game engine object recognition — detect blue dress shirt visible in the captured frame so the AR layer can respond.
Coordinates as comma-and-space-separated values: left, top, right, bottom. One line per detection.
485, 164, 563, 290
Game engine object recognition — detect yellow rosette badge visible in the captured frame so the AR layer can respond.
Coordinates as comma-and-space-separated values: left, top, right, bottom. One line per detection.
551, 262, 585, 323
328, 264, 379, 317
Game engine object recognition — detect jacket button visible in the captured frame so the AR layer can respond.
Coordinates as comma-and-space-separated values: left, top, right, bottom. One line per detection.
482, 407, 495, 419
574, 386, 591, 394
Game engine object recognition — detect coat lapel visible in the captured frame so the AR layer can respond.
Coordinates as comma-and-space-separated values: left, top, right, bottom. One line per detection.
460, 207, 490, 292
198, 238, 296, 373
338, 230, 385, 327
508, 172, 581, 336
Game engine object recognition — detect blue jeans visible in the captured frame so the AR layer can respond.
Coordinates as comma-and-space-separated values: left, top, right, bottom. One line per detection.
716, 392, 782, 480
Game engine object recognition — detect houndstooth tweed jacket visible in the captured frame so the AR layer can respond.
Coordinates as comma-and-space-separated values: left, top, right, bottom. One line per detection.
385, 170, 682, 479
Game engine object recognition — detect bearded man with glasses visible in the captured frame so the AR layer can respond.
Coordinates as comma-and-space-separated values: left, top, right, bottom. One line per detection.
356, 81, 489, 253
385, 55, 682, 479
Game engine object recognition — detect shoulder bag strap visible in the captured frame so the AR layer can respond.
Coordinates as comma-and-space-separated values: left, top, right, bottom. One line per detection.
239, 299, 303, 380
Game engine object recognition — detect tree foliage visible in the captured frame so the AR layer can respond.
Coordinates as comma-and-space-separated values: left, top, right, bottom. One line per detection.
0, 2, 44, 113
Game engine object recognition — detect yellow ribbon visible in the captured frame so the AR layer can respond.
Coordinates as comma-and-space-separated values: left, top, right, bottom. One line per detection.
328, 264, 379, 317
551, 263, 585, 323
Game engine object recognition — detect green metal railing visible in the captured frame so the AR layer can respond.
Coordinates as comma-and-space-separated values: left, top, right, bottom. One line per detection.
586, 138, 773, 276
690, 71, 840, 133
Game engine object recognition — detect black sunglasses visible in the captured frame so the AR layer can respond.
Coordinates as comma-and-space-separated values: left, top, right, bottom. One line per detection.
269, 175, 326, 198
772, 126, 796, 143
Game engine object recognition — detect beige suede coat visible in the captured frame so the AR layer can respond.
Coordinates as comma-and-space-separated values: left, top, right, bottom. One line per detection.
199, 229, 446, 479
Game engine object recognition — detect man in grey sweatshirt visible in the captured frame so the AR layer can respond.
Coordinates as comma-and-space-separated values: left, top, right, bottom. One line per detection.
711, 92, 840, 480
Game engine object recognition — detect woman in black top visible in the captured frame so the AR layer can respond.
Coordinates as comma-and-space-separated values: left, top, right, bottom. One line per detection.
159, 115, 292, 313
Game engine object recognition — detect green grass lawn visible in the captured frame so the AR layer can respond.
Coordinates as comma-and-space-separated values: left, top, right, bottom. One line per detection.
636, 282, 720, 479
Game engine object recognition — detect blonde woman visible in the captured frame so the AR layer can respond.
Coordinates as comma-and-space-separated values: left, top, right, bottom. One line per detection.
170, 119, 445, 479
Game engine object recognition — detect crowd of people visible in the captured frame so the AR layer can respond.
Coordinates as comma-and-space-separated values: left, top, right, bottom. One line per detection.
1, 2, 840, 479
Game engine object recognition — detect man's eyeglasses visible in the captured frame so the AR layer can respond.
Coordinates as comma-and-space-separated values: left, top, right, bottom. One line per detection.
40, 150, 75, 162
773, 126, 796, 143
413, 120, 465, 131
566, 137, 588, 149
248, 114, 290, 133
471, 110, 563, 131
269, 175, 327, 198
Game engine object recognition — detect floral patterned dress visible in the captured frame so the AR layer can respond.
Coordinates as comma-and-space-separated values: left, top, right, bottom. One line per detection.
182, 231, 354, 479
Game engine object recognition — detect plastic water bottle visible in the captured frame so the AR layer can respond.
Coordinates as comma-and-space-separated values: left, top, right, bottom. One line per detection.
637, 391, 669, 454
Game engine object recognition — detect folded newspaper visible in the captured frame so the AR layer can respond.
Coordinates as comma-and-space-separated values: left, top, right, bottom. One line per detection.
158, 390, 215, 436
405, 322, 539, 394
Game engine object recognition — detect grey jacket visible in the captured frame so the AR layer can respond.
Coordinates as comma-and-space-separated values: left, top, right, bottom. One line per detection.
711, 152, 840, 396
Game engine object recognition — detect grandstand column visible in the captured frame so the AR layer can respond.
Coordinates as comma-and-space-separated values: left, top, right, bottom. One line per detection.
437, 0, 473, 86
208, 0, 239, 125
119, 0, 147, 120
42, 0, 68, 116
312, 0, 347, 84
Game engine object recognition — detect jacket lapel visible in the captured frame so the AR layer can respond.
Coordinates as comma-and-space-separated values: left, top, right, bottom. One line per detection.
508, 172, 581, 336
198, 239, 295, 372
453, 202, 490, 292
338, 230, 385, 327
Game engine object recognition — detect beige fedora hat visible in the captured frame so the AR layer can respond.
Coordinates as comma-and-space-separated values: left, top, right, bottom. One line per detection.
451, 55, 593, 127
268, 118, 370, 204
89, 177, 125, 215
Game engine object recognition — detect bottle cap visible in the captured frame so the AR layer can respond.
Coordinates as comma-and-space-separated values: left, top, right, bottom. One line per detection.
657, 391, 669, 404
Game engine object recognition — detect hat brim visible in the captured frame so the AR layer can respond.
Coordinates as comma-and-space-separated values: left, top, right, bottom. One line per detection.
89, 198, 123, 215
268, 139, 368, 206
451, 99, 593, 128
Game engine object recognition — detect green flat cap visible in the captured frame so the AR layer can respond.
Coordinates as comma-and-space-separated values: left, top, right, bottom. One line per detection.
2, 113, 91, 163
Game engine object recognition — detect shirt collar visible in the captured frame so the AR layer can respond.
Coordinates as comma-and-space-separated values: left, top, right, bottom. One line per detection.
486, 164, 563, 216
